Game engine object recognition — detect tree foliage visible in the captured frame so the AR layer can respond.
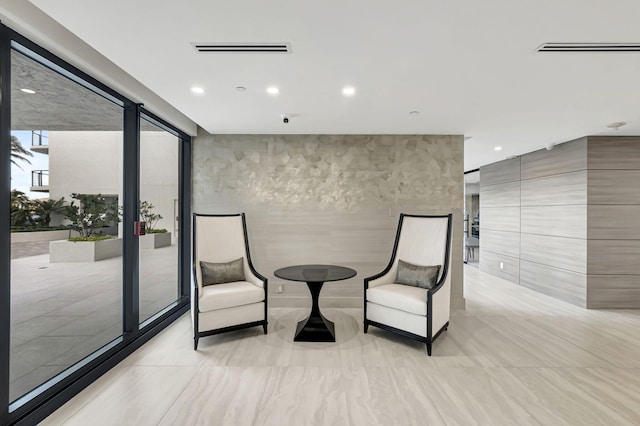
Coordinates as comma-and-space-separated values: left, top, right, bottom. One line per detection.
139, 200, 163, 231
33, 197, 66, 228
64, 193, 119, 238
11, 136, 33, 169
10, 190, 66, 228
10, 189, 34, 227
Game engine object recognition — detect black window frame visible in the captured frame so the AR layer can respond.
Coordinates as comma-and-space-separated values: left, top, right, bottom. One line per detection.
0, 22, 191, 425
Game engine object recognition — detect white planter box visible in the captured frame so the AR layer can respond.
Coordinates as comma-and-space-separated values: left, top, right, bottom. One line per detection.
49, 238, 122, 262
140, 232, 171, 249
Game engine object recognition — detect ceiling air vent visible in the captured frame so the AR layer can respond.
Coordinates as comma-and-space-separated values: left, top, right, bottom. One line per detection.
191, 42, 291, 53
537, 43, 640, 52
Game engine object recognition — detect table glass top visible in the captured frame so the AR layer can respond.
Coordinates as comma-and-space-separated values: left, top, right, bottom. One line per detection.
274, 264, 357, 282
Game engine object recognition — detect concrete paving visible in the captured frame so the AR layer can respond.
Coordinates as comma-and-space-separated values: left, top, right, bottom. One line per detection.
11, 241, 50, 259
9, 242, 179, 401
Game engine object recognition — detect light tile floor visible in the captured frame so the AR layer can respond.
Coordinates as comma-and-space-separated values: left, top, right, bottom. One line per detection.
40, 265, 640, 425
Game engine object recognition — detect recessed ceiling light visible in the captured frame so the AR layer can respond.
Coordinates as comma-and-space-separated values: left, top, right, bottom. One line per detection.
494, 146, 502, 151
607, 121, 626, 130
235, 86, 247, 92
190, 86, 205, 94
409, 111, 420, 116
20, 88, 36, 94
266, 86, 279, 95
342, 86, 356, 96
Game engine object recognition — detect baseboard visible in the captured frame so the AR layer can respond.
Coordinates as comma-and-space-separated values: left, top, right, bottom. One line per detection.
269, 296, 362, 309
451, 297, 466, 309
269, 296, 465, 310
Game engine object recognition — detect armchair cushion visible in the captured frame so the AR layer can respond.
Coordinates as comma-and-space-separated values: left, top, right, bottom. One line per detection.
396, 259, 440, 289
200, 257, 245, 286
199, 281, 264, 312
367, 283, 427, 316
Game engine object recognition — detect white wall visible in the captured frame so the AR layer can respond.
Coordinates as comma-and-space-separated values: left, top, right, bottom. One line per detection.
49, 131, 122, 231
48, 130, 178, 234
140, 131, 179, 234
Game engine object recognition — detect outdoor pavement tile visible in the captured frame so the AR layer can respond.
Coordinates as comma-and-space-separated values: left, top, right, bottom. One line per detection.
10, 315, 78, 346
10, 336, 87, 380
10, 300, 79, 324
46, 312, 121, 337
45, 325, 124, 367
10, 241, 179, 405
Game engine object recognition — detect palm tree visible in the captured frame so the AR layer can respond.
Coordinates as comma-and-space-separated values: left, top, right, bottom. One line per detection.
11, 135, 33, 169
33, 197, 66, 228
10, 189, 29, 207
10, 189, 34, 227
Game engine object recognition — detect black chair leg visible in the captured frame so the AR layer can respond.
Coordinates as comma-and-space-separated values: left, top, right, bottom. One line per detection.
194, 336, 199, 350
263, 322, 268, 334
364, 322, 369, 333
426, 342, 432, 356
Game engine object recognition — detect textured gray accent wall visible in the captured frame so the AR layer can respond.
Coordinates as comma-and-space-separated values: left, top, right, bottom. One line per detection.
192, 133, 465, 309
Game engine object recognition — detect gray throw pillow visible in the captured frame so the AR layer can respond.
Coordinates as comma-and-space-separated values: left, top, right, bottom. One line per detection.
200, 257, 245, 286
396, 259, 441, 289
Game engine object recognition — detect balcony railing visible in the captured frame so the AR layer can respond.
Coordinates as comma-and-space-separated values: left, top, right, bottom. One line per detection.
31, 170, 49, 191
31, 130, 49, 154
31, 130, 48, 147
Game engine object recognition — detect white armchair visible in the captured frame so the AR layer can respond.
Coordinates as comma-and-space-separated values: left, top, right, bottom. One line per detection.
364, 213, 453, 356
192, 213, 267, 349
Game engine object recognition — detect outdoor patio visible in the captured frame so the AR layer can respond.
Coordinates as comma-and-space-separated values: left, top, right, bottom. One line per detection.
9, 240, 178, 401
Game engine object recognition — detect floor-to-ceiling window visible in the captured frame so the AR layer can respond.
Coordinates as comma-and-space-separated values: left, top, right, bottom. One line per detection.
9, 45, 125, 403
1, 24, 191, 425
139, 114, 181, 325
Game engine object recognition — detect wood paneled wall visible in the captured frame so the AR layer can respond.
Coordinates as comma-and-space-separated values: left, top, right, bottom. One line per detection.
587, 137, 640, 308
192, 133, 465, 309
480, 139, 589, 307
479, 158, 521, 283
519, 139, 588, 306
480, 136, 640, 309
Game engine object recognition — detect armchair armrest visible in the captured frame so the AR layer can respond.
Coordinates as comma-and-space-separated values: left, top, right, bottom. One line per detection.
364, 269, 395, 289
244, 260, 267, 289
427, 238, 452, 335
191, 261, 201, 298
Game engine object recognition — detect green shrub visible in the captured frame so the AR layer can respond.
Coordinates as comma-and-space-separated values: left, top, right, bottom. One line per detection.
68, 235, 113, 242
147, 228, 168, 234
11, 225, 69, 233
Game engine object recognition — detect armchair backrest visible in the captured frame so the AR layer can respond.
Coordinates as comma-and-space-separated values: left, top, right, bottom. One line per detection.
192, 213, 253, 292
390, 214, 452, 285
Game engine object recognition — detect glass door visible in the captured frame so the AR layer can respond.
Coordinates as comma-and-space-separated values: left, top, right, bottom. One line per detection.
9, 46, 124, 403
139, 115, 181, 324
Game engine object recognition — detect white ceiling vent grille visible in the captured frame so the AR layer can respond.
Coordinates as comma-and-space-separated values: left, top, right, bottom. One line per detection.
191, 42, 291, 53
537, 43, 640, 52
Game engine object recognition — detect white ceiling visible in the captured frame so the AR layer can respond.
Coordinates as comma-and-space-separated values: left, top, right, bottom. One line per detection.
27, 0, 640, 170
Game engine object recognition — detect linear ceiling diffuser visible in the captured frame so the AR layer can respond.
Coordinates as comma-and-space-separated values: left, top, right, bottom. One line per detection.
191, 42, 291, 53
537, 43, 640, 52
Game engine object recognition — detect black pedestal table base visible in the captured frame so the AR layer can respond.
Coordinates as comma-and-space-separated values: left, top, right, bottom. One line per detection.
294, 281, 335, 342
274, 265, 357, 343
